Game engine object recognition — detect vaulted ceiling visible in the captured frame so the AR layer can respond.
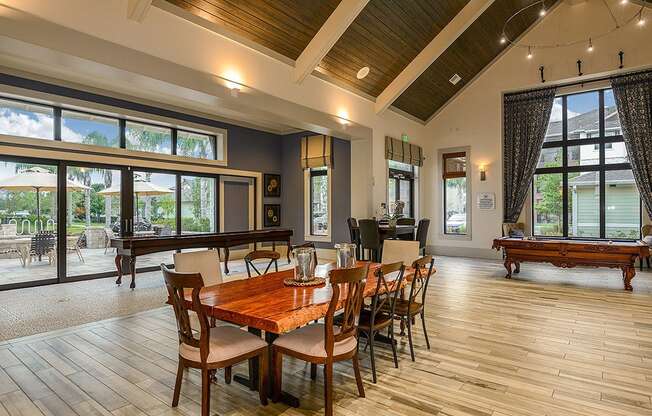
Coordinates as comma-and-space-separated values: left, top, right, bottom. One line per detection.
160, 0, 546, 123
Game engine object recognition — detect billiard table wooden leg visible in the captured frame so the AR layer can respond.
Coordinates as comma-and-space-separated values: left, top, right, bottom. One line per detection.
622, 266, 635, 291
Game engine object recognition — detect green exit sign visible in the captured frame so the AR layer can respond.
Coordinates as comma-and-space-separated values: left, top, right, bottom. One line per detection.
401, 134, 409, 142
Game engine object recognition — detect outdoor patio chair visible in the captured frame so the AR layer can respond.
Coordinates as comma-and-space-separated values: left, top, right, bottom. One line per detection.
104, 227, 115, 254
67, 233, 85, 263
29, 231, 56, 265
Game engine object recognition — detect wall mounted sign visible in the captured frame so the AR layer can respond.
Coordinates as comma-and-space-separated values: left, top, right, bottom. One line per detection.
477, 192, 496, 210
264, 204, 281, 227
263, 173, 281, 197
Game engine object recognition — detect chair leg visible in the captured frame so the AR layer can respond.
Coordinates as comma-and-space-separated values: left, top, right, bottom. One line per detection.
324, 362, 333, 416
201, 368, 211, 416
224, 366, 231, 384
258, 350, 268, 406
272, 347, 282, 403
421, 312, 430, 350
172, 359, 184, 407
352, 352, 365, 398
406, 315, 415, 362
647, 256, 650, 269
389, 321, 399, 368
310, 363, 317, 380
368, 330, 377, 384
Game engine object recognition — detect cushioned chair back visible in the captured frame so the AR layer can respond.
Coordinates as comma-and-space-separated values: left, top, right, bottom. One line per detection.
416, 219, 430, 249
381, 240, 420, 267
346, 217, 361, 245
502, 222, 525, 237
358, 219, 381, 250
396, 218, 415, 226
174, 250, 223, 286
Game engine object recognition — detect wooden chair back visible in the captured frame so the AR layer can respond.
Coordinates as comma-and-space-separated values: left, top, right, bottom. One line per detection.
291, 242, 318, 265
325, 264, 369, 356
244, 250, 280, 277
161, 264, 210, 362
370, 262, 405, 327
415, 219, 430, 250
408, 256, 435, 307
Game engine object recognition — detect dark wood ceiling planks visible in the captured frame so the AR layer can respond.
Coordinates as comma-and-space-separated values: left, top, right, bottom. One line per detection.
393, 0, 545, 121
317, 0, 469, 98
160, 0, 548, 123
163, 0, 340, 60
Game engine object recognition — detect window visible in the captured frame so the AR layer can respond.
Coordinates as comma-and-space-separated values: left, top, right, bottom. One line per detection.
388, 160, 415, 218
443, 151, 468, 235
125, 121, 172, 154
533, 88, 639, 239
309, 168, 328, 236
177, 130, 215, 159
61, 110, 120, 147
181, 175, 216, 233
0, 98, 54, 140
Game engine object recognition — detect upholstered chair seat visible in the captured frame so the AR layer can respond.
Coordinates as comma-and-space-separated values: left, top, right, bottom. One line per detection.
273, 324, 357, 358
179, 326, 267, 363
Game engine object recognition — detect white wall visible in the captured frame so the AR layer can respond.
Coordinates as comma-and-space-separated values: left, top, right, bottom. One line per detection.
424, 0, 652, 258
0, 0, 427, 223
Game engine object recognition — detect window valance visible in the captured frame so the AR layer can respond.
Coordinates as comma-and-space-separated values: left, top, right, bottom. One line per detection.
385, 136, 424, 167
301, 135, 332, 169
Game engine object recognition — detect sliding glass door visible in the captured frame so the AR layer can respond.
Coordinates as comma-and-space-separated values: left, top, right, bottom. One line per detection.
65, 165, 122, 279
0, 159, 59, 288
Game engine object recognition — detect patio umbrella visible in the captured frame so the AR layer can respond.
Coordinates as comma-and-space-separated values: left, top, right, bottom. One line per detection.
98, 178, 174, 224
0, 167, 89, 229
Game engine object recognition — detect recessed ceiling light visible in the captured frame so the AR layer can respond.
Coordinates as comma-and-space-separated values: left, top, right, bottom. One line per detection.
356, 66, 370, 79
449, 74, 462, 85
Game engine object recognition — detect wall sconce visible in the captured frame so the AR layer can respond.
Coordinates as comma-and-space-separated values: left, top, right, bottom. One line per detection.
480, 165, 487, 181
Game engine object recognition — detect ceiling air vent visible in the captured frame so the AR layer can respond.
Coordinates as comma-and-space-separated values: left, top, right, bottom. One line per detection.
449, 74, 462, 85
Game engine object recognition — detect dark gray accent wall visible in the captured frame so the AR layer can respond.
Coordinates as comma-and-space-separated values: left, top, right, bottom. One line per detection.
280, 132, 351, 249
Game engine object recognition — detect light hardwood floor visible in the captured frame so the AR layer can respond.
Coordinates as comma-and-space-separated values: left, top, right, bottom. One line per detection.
1, 256, 652, 415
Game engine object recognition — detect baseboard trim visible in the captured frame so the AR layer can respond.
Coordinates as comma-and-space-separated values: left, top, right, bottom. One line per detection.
426, 245, 501, 260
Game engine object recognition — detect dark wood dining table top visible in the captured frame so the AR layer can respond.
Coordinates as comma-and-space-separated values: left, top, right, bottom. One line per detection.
185, 261, 410, 334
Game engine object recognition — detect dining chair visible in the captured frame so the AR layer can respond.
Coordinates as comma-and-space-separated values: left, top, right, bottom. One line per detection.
174, 250, 223, 287
415, 219, 430, 256
381, 240, 420, 267
388, 256, 435, 361
396, 218, 415, 226
291, 242, 318, 265
358, 219, 382, 262
358, 261, 405, 383
272, 264, 368, 416
161, 265, 268, 416
346, 217, 362, 259
244, 250, 280, 277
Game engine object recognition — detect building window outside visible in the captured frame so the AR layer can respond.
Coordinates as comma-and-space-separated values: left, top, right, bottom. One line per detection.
309, 167, 328, 236
533, 88, 639, 239
443, 151, 468, 235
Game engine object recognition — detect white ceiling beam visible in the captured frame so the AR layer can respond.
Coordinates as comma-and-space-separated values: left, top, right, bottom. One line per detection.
375, 0, 495, 115
127, 0, 153, 22
293, 0, 369, 84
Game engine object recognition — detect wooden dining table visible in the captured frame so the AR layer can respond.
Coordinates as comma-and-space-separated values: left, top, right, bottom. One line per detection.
183, 261, 410, 407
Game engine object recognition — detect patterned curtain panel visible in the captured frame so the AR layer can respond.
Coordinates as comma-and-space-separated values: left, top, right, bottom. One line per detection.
611, 70, 652, 218
503, 87, 556, 222
301, 135, 332, 169
385, 136, 424, 167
